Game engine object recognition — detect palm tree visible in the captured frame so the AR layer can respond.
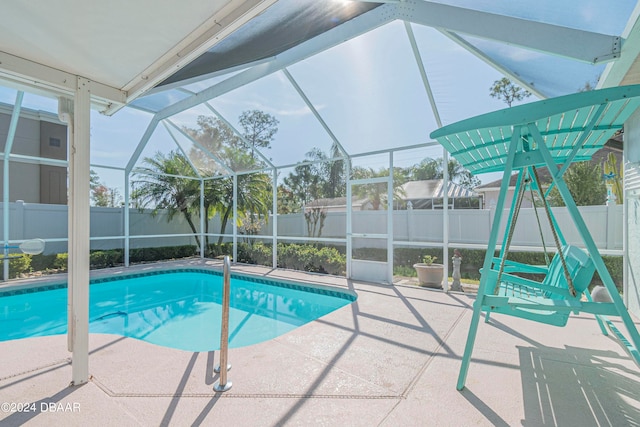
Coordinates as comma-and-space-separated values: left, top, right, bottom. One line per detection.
132, 151, 202, 247
213, 172, 271, 245
410, 157, 480, 190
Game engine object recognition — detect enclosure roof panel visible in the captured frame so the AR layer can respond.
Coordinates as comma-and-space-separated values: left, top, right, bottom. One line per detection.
430, 85, 640, 174
155, 0, 381, 91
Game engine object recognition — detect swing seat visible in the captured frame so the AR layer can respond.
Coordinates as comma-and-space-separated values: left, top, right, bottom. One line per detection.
482, 245, 595, 326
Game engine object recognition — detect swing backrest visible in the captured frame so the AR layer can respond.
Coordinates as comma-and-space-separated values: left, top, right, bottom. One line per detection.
543, 245, 595, 299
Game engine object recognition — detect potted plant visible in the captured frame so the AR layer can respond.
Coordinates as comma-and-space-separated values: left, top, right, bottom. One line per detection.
413, 255, 444, 289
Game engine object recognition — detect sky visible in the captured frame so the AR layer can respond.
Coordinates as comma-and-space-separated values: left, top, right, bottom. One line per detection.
0, 0, 635, 199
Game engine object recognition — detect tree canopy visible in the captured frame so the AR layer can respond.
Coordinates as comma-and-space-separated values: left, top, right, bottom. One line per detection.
547, 161, 607, 206
90, 169, 122, 207
408, 157, 480, 190
489, 77, 531, 107
279, 142, 347, 214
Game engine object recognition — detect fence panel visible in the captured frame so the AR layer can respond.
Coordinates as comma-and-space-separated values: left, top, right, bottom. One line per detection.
0, 202, 624, 254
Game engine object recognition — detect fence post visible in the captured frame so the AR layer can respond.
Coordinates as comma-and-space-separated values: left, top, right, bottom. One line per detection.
407, 202, 413, 241
15, 200, 25, 241
606, 203, 617, 250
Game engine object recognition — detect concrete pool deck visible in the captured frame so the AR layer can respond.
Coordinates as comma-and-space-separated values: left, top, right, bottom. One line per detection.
1, 259, 640, 426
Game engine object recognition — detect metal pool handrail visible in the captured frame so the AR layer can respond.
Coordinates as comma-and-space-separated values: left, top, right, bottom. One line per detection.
214, 255, 232, 392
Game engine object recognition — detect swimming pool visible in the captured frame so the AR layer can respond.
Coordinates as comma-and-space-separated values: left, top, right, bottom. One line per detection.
0, 269, 356, 351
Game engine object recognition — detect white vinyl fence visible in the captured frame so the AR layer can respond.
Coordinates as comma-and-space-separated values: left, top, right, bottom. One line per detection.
274, 205, 623, 252
0, 201, 624, 254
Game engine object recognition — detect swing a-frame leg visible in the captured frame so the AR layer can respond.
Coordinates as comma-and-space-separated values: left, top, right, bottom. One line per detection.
456, 124, 640, 391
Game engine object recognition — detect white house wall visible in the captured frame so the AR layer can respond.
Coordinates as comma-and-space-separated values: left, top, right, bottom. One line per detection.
624, 108, 640, 318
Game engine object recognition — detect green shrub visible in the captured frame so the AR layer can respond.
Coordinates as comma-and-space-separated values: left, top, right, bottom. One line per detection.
279, 244, 314, 271
207, 243, 233, 258
5, 254, 31, 279
593, 255, 623, 292
30, 253, 57, 271
393, 265, 417, 277
53, 253, 68, 270
130, 245, 196, 263
90, 250, 123, 268
274, 243, 346, 275
237, 242, 272, 266
312, 246, 345, 275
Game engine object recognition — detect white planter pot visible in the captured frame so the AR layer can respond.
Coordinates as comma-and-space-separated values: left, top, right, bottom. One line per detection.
413, 263, 444, 289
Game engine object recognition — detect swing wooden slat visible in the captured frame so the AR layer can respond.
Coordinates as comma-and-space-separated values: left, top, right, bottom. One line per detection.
483, 245, 596, 326
432, 86, 640, 175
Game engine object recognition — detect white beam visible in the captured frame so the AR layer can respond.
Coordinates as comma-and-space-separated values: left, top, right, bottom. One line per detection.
405, 22, 443, 128
125, 118, 160, 174
440, 30, 546, 99
282, 68, 349, 158
599, 2, 640, 87
2, 153, 67, 167
400, 0, 621, 64
0, 50, 127, 112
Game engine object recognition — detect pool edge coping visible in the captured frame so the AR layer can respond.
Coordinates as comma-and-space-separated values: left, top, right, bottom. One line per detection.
0, 261, 357, 302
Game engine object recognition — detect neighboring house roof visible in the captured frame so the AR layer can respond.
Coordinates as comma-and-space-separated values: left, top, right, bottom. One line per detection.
304, 180, 478, 211
401, 179, 478, 199
475, 140, 622, 190
305, 197, 371, 210
0, 101, 62, 124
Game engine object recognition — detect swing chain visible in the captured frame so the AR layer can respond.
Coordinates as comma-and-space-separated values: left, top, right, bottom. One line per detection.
532, 166, 576, 297
493, 173, 528, 295
529, 180, 550, 267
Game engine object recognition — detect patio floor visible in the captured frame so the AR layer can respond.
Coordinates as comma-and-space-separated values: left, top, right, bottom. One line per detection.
2, 259, 639, 426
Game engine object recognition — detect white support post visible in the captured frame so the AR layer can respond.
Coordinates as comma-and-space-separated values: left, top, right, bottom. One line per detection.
232, 174, 238, 263
272, 168, 278, 269
346, 161, 352, 279
200, 179, 205, 258
124, 173, 130, 267
63, 76, 91, 385
442, 148, 450, 292
3, 91, 23, 281
387, 152, 394, 285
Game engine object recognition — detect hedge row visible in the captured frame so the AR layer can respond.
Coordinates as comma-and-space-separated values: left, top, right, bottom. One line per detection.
233, 242, 346, 276
389, 247, 623, 292
3, 243, 624, 293
3, 245, 198, 279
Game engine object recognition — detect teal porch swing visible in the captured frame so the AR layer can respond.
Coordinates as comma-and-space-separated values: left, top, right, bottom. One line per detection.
431, 85, 640, 391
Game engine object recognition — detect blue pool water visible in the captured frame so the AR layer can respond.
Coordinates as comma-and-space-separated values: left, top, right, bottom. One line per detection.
0, 270, 356, 351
